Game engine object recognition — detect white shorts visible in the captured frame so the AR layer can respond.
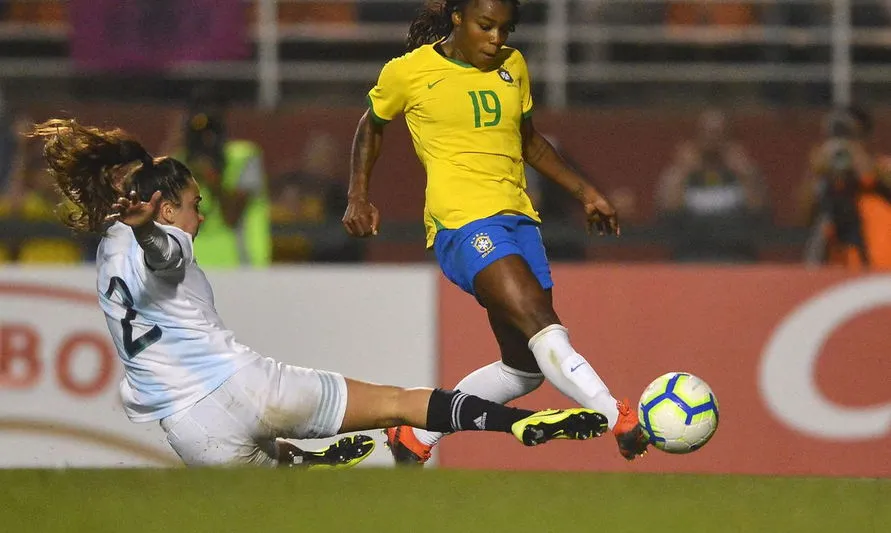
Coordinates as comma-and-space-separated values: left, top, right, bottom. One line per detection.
159, 356, 348, 467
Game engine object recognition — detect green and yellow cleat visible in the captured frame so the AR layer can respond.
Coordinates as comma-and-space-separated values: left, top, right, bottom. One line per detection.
283, 434, 376, 470
511, 408, 608, 446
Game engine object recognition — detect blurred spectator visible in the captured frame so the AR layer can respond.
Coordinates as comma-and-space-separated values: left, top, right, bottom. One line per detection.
656, 108, 768, 262
657, 109, 766, 213
271, 132, 361, 263
173, 88, 271, 268
0, 114, 83, 263
803, 106, 891, 270
800, 105, 876, 222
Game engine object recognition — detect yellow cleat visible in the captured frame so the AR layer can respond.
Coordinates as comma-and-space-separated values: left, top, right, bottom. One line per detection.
284, 434, 376, 470
511, 408, 608, 446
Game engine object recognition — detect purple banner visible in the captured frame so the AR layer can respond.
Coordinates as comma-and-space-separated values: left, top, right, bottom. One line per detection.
71, 0, 248, 72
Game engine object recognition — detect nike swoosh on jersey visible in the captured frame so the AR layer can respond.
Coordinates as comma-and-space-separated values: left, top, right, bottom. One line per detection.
570, 362, 585, 373
427, 78, 446, 89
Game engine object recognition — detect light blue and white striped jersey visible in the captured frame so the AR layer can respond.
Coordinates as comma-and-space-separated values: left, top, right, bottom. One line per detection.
96, 222, 259, 423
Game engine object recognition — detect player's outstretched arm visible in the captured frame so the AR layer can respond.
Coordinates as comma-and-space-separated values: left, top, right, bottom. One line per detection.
520, 118, 620, 236
107, 190, 184, 271
343, 109, 384, 238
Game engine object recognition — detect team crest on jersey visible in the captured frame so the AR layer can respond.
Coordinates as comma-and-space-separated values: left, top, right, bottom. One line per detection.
472, 233, 495, 257
497, 68, 513, 83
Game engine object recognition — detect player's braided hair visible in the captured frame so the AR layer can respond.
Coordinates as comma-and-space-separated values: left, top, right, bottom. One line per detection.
406, 0, 520, 51
28, 119, 193, 233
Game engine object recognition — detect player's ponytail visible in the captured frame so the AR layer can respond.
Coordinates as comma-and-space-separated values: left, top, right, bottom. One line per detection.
29, 119, 193, 234
406, 1, 454, 51
405, 0, 521, 51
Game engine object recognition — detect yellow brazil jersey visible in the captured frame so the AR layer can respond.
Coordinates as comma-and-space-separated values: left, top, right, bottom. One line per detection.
367, 43, 540, 247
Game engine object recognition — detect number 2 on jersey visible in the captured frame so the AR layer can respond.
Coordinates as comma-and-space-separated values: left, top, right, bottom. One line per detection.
103, 277, 161, 358
468, 90, 501, 128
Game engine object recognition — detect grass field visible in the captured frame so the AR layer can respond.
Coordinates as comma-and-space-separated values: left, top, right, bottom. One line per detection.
2, 469, 887, 533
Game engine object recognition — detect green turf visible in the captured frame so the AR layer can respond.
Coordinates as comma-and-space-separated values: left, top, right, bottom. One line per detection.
1, 469, 887, 533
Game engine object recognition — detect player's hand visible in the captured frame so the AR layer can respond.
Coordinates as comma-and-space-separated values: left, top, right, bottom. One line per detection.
580, 186, 620, 236
105, 190, 162, 228
342, 197, 380, 237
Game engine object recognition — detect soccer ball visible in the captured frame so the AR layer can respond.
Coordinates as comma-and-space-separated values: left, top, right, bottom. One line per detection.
638, 372, 719, 454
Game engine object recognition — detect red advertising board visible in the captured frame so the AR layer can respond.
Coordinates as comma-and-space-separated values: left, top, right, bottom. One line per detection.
437, 265, 890, 477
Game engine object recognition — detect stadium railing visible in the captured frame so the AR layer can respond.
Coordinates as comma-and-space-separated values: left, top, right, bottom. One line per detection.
0, 0, 889, 108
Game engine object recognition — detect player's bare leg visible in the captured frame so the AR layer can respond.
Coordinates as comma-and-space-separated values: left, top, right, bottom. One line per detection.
339, 379, 608, 463
474, 255, 648, 460
395, 309, 545, 464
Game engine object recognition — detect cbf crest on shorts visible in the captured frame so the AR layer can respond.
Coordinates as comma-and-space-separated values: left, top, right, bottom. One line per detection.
497, 68, 513, 83
472, 232, 495, 257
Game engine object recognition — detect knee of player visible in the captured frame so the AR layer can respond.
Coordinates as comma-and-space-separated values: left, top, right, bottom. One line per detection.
529, 305, 560, 330
508, 298, 560, 336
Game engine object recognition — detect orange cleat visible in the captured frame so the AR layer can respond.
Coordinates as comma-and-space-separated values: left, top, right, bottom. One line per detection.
384, 425, 433, 466
613, 399, 649, 461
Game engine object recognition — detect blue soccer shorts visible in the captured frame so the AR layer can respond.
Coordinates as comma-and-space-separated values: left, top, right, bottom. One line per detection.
433, 214, 553, 296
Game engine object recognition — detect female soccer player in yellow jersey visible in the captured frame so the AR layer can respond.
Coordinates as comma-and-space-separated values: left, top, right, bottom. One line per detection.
342, 0, 649, 464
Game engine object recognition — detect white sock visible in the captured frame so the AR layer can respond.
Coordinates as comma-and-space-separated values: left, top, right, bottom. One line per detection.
413, 361, 544, 446
527, 324, 620, 429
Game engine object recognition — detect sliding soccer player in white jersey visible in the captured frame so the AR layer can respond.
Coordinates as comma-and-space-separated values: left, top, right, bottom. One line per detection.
29, 119, 612, 467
